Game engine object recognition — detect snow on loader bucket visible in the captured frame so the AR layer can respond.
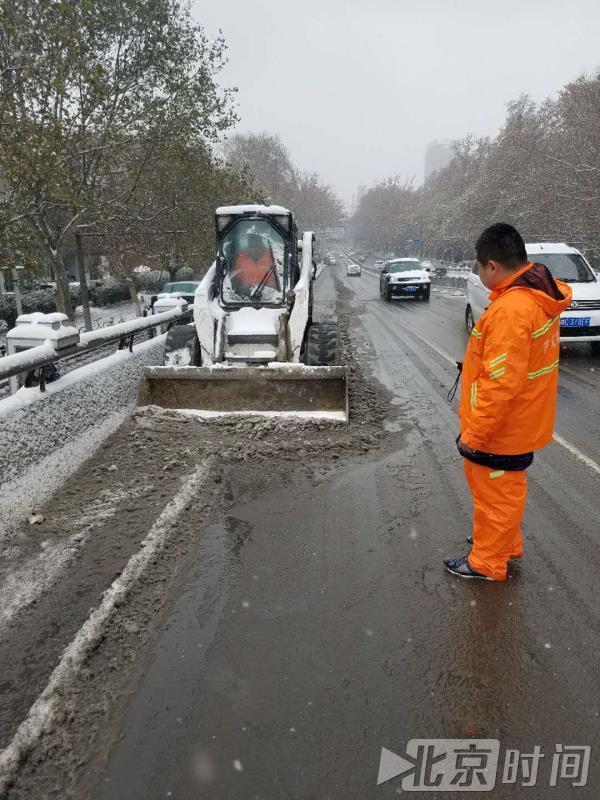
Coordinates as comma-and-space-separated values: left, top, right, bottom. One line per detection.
137, 365, 349, 421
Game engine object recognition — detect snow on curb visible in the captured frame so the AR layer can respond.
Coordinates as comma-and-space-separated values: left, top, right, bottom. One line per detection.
0, 462, 210, 795
0, 334, 164, 419
0, 335, 166, 542
0, 412, 127, 539
0, 470, 132, 634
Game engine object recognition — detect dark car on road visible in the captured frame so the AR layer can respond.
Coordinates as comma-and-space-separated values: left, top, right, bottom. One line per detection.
379, 258, 431, 301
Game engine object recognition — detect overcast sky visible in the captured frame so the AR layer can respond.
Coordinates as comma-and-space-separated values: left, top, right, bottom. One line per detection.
194, 0, 600, 207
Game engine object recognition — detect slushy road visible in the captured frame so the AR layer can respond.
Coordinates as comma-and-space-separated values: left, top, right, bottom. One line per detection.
92, 261, 600, 799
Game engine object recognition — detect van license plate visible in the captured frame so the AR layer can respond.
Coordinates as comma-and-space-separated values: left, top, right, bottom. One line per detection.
561, 317, 590, 328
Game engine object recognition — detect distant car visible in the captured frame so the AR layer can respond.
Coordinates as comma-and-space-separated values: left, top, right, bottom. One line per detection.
466, 243, 600, 354
151, 280, 200, 308
374, 260, 385, 270
379, 258, 431, 301
145, 280, 200, 312
346, 263, 361, 277
328, 256, 337, 266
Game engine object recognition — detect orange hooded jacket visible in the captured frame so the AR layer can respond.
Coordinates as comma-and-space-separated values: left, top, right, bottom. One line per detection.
460, 262, 572, 455
233, 250, 277, 289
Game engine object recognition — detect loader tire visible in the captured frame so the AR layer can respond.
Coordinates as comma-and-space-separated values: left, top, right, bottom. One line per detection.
305, 321, 337, 366
164, 324, 200, 367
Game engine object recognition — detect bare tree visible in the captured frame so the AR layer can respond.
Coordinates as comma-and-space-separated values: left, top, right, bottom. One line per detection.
0, 0, 236, 321
224, 132, 344, 229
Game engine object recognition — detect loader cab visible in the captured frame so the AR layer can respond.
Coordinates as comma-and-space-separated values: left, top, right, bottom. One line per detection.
215, 206, 299, 310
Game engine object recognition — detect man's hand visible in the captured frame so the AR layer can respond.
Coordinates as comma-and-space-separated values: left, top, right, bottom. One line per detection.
457, 436, 477, 457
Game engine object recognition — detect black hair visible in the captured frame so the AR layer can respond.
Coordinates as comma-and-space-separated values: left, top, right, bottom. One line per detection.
475, 223, 527, 269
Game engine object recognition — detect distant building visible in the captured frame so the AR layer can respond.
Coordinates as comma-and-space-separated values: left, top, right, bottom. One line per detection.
351, 184, 368, 213
424, 140, 453, 182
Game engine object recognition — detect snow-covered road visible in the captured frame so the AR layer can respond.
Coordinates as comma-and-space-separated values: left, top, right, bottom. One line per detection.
1, 263, 599, 798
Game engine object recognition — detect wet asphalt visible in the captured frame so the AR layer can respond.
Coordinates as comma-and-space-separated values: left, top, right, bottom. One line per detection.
97, 263, 600, 799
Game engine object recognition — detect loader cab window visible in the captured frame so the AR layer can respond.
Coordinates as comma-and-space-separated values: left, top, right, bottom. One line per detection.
220, 218, 286, 305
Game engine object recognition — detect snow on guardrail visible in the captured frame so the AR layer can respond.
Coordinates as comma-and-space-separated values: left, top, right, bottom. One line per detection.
0, 340, 57, 378
0, 306, 188, 383
78, 307, 184, 347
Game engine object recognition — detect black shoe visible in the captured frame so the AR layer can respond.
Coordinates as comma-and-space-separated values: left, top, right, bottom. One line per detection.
444, 555, 494, 581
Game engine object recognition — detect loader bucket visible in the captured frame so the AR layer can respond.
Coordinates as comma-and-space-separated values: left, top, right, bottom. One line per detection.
138, 365, 349, 422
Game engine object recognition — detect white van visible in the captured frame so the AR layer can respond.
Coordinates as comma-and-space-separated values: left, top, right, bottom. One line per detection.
465, 243, 600, 353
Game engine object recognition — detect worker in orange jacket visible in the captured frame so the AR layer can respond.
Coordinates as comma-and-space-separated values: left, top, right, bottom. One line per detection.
444, 223, 572, 581
232, 233, 278, 295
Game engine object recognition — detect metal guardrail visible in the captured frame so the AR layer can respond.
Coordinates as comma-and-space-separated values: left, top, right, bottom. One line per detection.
0, 306, 191, 389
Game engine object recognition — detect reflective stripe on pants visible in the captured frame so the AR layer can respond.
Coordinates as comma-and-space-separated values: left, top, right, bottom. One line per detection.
463, 460, 528, 581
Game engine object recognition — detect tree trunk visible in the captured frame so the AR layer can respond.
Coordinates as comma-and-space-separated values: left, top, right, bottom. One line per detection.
74, 232, 92, 331
12, 269, 23, 316
53, 253, 74, 321
127, 277, 142, 317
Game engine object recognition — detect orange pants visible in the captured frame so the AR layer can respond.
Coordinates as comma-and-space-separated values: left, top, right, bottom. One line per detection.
464, 460, 528, 581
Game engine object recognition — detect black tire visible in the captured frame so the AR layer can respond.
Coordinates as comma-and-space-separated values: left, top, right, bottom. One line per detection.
384, 287, 392, 301
465, 304, 475, 333
591, 341, 600, 356
305, 321, 337, 366
421, 286, 431, 301
164, 324, 200, 366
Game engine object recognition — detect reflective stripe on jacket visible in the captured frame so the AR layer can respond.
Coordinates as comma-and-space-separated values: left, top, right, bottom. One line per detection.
460, 262, 572, 454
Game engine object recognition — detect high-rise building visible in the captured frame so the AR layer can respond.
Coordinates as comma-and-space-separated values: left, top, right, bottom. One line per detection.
424, 140, 453, 182
351, 184, 368, 213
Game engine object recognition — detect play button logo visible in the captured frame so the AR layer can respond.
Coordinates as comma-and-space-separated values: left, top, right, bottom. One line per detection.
377, 746, 420, 785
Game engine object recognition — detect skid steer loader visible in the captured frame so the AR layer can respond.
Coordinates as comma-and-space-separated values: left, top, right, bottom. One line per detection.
138, 205, 348, 420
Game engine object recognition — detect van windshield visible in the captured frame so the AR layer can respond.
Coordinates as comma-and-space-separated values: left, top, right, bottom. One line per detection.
531, 253, 595, 283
